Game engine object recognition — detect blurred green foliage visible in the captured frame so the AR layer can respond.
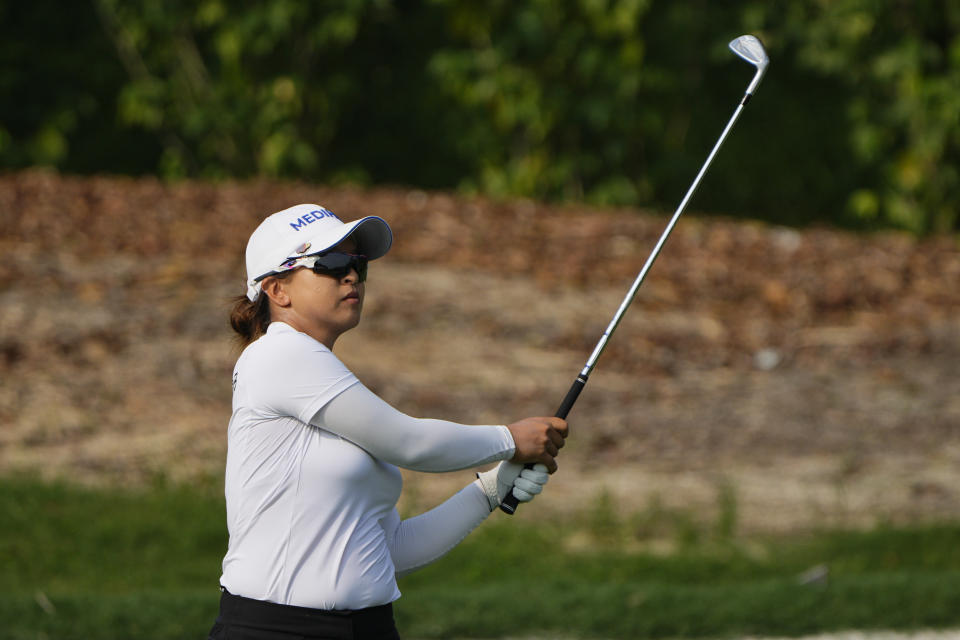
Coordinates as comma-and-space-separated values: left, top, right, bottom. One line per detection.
1, 0, 957, 233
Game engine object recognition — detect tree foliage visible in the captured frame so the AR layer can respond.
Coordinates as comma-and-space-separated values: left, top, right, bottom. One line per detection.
1, 0, 957, 233
748, 0, 960, 234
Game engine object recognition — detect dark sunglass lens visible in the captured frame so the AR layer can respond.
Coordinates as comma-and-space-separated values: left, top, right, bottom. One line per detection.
312, 253, 368, 282
354, 256, 368, 282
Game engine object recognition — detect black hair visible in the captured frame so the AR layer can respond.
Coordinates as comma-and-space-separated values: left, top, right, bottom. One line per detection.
228, 272, 293, 347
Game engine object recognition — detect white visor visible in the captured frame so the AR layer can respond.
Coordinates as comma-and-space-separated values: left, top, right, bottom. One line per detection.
244, 204, 393, 301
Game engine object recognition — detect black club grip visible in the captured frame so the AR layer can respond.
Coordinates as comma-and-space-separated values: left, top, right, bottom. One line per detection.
499, 376, 586, 515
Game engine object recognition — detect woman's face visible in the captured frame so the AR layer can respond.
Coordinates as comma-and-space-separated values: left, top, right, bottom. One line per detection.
265, 237, 365, 347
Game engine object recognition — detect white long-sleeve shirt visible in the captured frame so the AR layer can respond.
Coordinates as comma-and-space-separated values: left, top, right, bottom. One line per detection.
219, 322, 515, 609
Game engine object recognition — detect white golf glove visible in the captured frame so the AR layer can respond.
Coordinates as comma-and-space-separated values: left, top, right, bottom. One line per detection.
475, 462, 550, 512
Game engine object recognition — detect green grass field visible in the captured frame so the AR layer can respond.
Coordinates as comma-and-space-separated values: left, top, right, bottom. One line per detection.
2, 476, 959, 640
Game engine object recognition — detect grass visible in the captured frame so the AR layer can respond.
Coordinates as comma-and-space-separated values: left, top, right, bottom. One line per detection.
2, 475, 960, 639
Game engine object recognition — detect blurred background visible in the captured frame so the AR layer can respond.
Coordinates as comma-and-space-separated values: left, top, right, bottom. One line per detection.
4, 0, 960, 232
1, 1, 959, 639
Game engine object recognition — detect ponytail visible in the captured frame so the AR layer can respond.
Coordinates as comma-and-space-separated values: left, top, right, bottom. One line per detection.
229, 294, 271, 347
229, 272, 294, 347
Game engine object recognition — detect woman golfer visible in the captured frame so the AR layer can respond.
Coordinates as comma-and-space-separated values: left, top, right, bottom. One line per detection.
209, 204, 568, 640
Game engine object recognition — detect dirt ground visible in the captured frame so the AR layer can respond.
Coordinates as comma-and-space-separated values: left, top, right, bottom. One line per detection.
1, 170, 958, 536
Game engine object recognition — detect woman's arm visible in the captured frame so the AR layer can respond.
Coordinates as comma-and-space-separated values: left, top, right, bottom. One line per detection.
381, 464, 551, 577
312, 383, 515, 472
247, 332, 566, 472
380, 483, 490, 577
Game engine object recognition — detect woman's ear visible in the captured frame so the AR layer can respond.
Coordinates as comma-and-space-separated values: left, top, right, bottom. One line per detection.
261, 276, 292, 308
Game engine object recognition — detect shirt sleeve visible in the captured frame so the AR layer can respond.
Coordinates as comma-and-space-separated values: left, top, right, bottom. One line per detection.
380, 481, 491, 577
243, 330, 360, 425
311, 383, 516, 472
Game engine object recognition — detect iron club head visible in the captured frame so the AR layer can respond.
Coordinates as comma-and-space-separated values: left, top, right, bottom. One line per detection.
729, 35, 769, 97
729, 35, 769, 69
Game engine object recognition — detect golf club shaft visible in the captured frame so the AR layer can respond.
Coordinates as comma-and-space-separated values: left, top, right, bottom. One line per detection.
499, 75, 763, 516
578, 99, 751, 381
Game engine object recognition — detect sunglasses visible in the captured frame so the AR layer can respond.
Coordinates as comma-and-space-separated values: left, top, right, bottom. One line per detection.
257, 252, 369, 283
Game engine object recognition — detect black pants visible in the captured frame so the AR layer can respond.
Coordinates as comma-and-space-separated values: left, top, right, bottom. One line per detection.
208, 588, 401, 640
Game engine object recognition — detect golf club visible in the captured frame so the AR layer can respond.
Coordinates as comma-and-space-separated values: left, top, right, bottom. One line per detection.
501, 34, 769, 515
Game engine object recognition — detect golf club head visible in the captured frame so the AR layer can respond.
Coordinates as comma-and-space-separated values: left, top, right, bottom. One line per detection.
729, 35, 769, 96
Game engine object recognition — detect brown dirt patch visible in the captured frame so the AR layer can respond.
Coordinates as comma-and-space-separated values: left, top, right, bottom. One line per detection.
1, 170, 958, 534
